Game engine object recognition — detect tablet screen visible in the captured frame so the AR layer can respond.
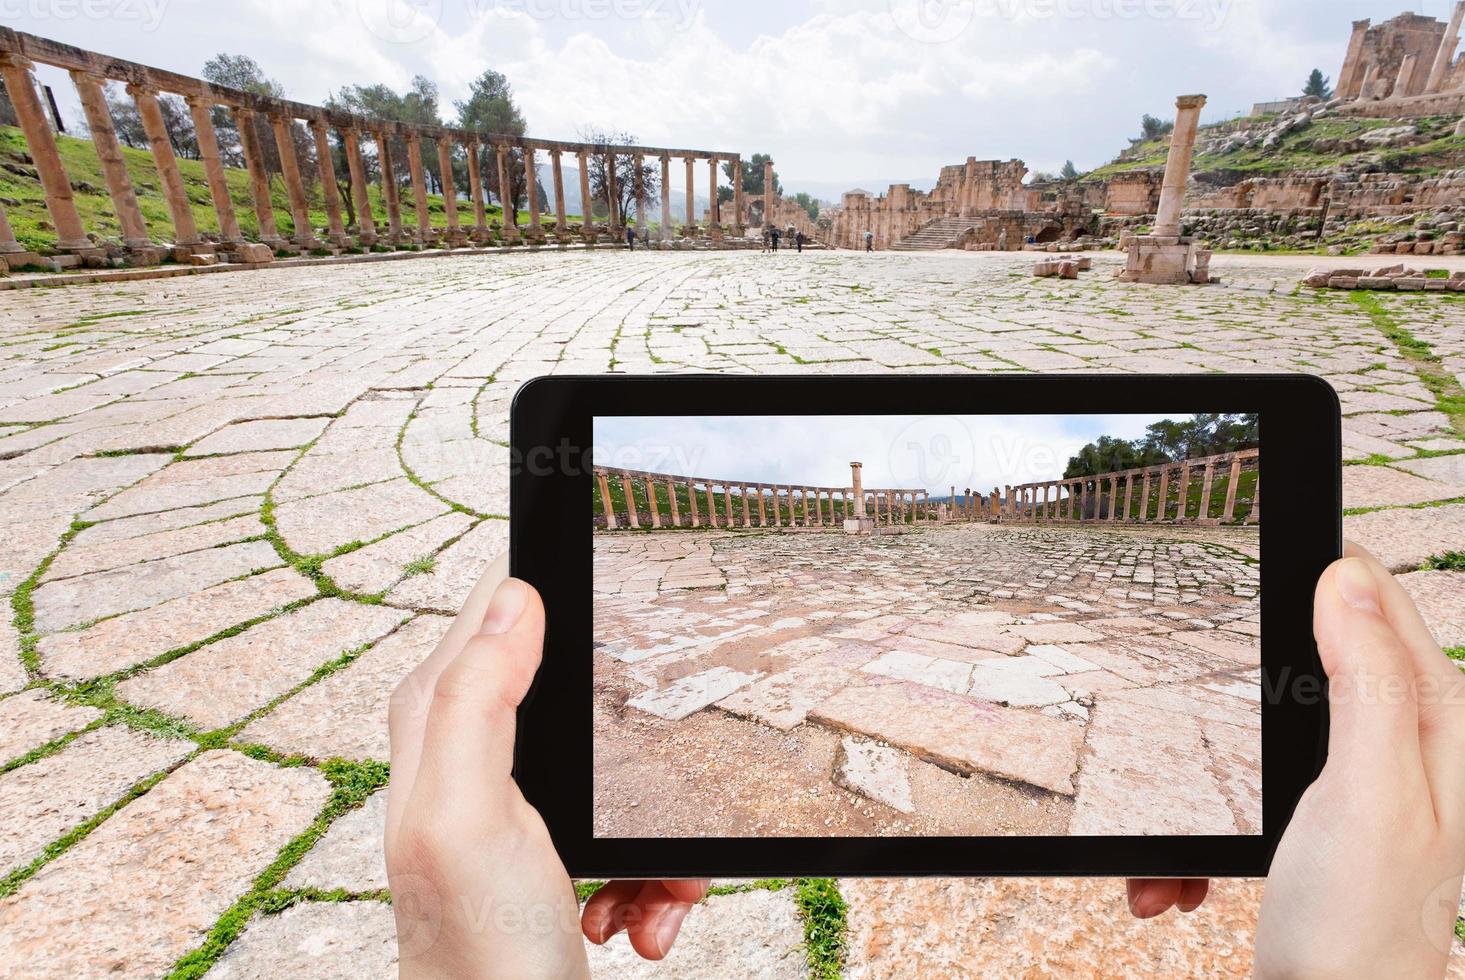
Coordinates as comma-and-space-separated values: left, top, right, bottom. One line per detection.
590, 413, 1260, 838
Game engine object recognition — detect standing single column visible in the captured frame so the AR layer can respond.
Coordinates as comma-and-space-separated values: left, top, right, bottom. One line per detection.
667, 480, 681, 527
1337, 19, 1372, 99
523, 143, 542, 241
185, 93, 243, 246
596, 472, 618, 530
647, 478, 662, 529
659, 154, 672, 241
762, 158, 775, 233
620, 476, 640, 529
801, 488, 811, 527
551, 148, 567, 233
684, 156, 696, 235
70, 71, 151, 251
435, 135, 466, 246
722, 485, 734, 526
236, 107, 285, 249
757, 486, 768, 527
707, 155, 721, 235
604, 150, 620, 233
1156, 468, 1171, 522
310, 119, 350, 247
704, 484, 718, 528
1199, 461, 1217, 522
1222, 457, 1243, 522
1139, 471, 1152, 522
688, 482, 701, 527
466, 138, 489, 243
1427, 3, 1465, 94
0, 54, 91, 252
633, 153, 646, 232
741, 486, 751, 528
494, 143, 519, 242
0, 201, 23, 255
267, 111, 318, 250
403, 133, 433, 244
135, 84, 204, 248
1176, 464, 1191, 521
1122, 475, 1134, 523
577, 149, 593, 238
1039, 484, 1049, 522
732, 154, 745, 235
1153, 95, 1207, 239
375, 131, 404, 244
1244, 475, 1260, 525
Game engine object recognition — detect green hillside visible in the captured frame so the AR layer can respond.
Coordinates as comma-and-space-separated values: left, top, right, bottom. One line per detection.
0, 125, 567, 254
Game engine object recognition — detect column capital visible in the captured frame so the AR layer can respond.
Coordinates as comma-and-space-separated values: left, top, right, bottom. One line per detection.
402, 130, 421, 144
124, 81, 160, 99
182, 91, 214, 109
68, 69, 108, 87
1175, 93, 1207, 110
0, 53, 34, 72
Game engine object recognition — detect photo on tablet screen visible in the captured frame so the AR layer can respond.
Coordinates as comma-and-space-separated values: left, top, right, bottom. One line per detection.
591, 414, 1260, 839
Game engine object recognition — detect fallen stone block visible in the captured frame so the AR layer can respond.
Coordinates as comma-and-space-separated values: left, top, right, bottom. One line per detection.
833, 736, 914, 813
1394, 277, 1427, 291
1356, 276, 1396, 289
1302, 268, 1332, 287
1327, 276, 1359, 289
186, 253, 219, 267
626, 666, 761, 721
235, 243, 274, 264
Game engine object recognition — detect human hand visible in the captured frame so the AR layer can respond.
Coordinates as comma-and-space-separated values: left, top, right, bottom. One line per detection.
1128, 543, 1465, 978
385, 555, 709, 977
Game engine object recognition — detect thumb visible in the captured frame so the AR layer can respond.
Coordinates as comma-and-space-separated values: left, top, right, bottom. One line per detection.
1313, 557, 1422, 775
414, 578, 546, 811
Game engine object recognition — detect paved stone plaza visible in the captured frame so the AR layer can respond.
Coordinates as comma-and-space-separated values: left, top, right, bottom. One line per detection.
595, 524, 1260, 838
0, 248, 1462, 976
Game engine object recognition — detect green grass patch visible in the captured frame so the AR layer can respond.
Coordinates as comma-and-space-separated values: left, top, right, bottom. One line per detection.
1424, 552, 1465, 571
1351, 291, 1465, 437
793, 878, 847, 979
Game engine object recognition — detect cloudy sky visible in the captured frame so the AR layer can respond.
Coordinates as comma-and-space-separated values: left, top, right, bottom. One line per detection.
10, 0, 1438, 196
594, 414, 1188, 493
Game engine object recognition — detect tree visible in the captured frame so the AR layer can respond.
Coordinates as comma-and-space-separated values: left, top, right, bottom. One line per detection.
201, 53, 291, 175
455, 69, 529, 216
102, 83, 198, 159
1064, 413, 1258, 478
579, 129, 659, 224
1303, 69, 1333, 100
792, 192, 819, 222
1139, 113, 1174, 141
1059, 160, 1080, 181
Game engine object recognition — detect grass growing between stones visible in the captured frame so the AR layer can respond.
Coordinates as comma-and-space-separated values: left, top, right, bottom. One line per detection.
1424, 552, 1465, 571
1351, 291, 1465, 437
793, 878, 848, 980
166, 759, 390, 980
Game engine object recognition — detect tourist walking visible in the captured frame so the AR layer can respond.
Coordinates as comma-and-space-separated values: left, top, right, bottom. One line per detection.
771, 227, 781, 251
625, 224, 636, 250
795, 230, 806, 253
761, 226, 771, 253
864, 230, 874, 252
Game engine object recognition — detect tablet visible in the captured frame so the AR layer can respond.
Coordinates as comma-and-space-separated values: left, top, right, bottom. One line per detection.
510, 374, 1339, 878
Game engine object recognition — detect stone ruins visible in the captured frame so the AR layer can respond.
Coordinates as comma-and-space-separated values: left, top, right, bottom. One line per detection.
0, 27, 754, 272
1337, 4, 1465, 112
1118, 95, 1213, 285
594, 451, 1260, 533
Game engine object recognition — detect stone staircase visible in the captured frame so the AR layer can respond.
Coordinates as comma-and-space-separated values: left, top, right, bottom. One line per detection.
890, 217, 982, 251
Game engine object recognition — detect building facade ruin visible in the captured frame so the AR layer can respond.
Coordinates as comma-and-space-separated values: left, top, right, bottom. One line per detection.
0, 28, 748, 270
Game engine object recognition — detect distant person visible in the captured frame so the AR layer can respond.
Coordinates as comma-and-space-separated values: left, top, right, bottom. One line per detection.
625, 224, 636, 250
641, 226, 650, 248
864, 230, 874, 252
998, 228, 1009, 251
770, 227, 781, 251
795, 230, 806, 253
761, 226, 771, 253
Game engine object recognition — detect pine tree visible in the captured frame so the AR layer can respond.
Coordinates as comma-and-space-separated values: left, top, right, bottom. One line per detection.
1303, 69, 1333, 100
1060, 160, 1080, 181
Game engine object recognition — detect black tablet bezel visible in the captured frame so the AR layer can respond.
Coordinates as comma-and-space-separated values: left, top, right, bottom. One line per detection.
510, 373, 1338, 879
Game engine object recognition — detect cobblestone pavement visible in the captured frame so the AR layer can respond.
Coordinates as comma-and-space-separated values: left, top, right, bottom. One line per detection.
594, 525, 1260, 837
0, 249, 1462, 976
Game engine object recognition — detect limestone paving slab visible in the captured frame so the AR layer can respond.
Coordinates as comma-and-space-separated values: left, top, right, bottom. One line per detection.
1342, 464, 1465, 509
0, 689, 103, 764
209, 901, 398, 980
1397, 570, 1465, 649
116, 599, 406, 730
284, 790, 388, 892
239, 614, 451, 761
0, 751, 330, 979
385, 517, 509, 612
184, 417, 331, 457
0, 620, 25, 694
70, 495, 264, 547
627, 666, 763, 721
0, 725, 190, 874
38, 567, 317, 681
30, 539, 282, 633
320, 512, 476, 595
273, 478, 448, 556
1344, 503, 1465, 572
41, 513, 263, 582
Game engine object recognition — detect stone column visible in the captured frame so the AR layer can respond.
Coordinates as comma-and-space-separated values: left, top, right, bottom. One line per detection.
1156, 468, 1171, 521
684, 156, 696, 235
732, 155, 745, 235
404, 133, 433, 243
1245, 476, 1260, 525
605, 150, 619, 233
757, 486, 768, 527
723, 486, 734, 526
1222, 457, 1243, 522
0, 54, 91, 252
551, 148, 567, 233
1427, 3, 1465, 94
1122, 476, 1134, 522
704, 485, 718, 528
1039, 484, 1049, 521
1176, 464, 1191, 521
577, 150, 593, 239
494, 143, 518, 242
1393, 54, 1419, 100
707, 155, 721, 234
620, 476, 640, 529
633, 153, 646, 232
436, 135, 466, 246
741, 487, 752, 528
688, 482, 701, 527
647, 479, 662, 529
236, 108, 284, 249
266, 111, 319, 250
375, 131, 404, 244
763, 159, 775, 233
659, 154, 671, 241
664, 480, 679, 527
71, 72, 151, 250
134, 84, 204, 249
1338, 19, 1372, 99
1198, 461, 1217, 523
523, 143, 542, 241
1153, 95, 1206, 239
0, 202, 23, 254
186, 94, 243, 246
310, 119, 350, 247
465, 138, 488, 243
886, 492, 895, 526
1139, 472, 1152, 521
1358, 62, 1381, 101
596, 472, 617, 530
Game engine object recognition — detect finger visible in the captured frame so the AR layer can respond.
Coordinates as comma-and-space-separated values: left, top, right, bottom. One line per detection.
387, 553, 509, 841
1127, 878, 1181, 918
582, 880, 645, 945
1344, 542, 1454, 683
413, 578, 544, 822
1313, 557, 1426, 784
623, 880, 697, 961
1176, 878, 1209, 913
659, 879, 710, 903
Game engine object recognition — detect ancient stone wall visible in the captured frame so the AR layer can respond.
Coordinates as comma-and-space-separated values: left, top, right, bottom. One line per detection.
1337, 7, 1464, 103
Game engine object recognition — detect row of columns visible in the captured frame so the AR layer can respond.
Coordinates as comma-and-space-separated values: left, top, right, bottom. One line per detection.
1003, 458, 1259, 526
0, 47, 746, 260
594, 471, 930, 531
